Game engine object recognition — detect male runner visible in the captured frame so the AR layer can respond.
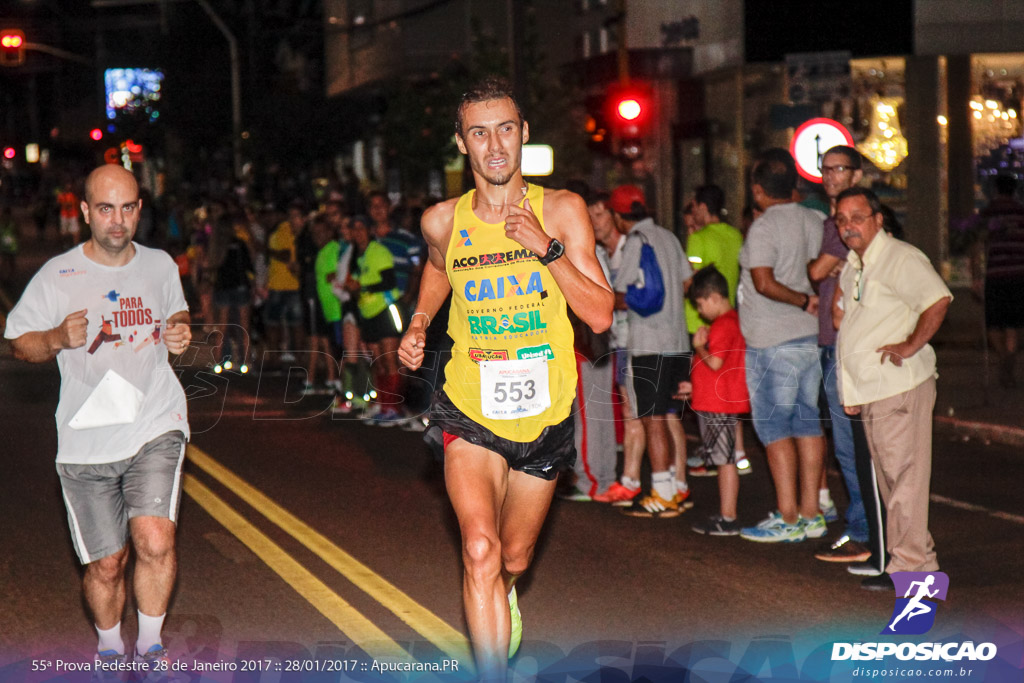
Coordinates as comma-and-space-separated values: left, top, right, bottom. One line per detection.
398, 77, 612, 680
5, 164, 192, 676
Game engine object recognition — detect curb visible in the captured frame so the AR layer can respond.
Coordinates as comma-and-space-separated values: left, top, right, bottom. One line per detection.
934, 415, 1024, 447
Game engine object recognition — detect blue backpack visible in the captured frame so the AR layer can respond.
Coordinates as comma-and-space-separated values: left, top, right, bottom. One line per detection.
625, 233, 665, 317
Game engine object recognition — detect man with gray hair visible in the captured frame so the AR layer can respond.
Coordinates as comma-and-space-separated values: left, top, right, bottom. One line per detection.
834, 186, 952, 591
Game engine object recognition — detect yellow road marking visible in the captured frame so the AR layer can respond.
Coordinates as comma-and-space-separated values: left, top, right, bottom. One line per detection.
187, 445, 473, 664
182, 474, 409, 660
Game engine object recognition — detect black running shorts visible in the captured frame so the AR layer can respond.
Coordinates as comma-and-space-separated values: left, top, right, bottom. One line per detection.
630, 353, 690, 417
359, 306, 402, 343
428, 389, 576, 480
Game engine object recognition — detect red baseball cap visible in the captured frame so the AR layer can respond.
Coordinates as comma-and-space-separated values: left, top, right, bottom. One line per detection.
607, 184, 647, 217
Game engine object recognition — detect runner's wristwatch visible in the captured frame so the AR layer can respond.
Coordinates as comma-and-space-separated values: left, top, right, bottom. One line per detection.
537, 238, 565, 266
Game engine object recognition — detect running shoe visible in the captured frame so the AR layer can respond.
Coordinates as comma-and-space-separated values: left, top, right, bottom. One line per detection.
846, 561, 884, 577
371, 410, 406, 427
686, 449, 704, 468
801, 513, 828, 539
620, 491, 682, 518
134, 644, 183, 683
592, 481, 641, 506
508, 587, 522, 659
814, 535, 871, 563
736, 453, 752, 475
557, 486, 592, 502
331, 398, 354, 416
821, 502, 840, 523
739, 512, 806, 543
92, 650, 128, 682
692, 515, 741, 536
674, 488, 695, 510
687, 465, 717, 477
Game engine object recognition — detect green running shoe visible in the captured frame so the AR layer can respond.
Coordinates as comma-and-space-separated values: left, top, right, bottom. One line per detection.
508, 586, 522, 659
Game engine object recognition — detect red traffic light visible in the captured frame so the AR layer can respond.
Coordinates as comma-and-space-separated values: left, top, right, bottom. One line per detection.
90, 128, 103, 141
616, 98, 643, 122
606, 83, 653, 138
3, 147, 15, 159
0, 29, 25, 66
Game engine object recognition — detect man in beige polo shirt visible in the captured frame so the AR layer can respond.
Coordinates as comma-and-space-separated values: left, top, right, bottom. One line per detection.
834, 187, 952, 591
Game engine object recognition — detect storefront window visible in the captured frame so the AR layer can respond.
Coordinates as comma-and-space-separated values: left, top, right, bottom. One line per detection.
971, 53, 1024, 203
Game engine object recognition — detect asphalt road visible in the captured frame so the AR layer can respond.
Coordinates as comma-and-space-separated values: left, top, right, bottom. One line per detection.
1, 355, 1021, 682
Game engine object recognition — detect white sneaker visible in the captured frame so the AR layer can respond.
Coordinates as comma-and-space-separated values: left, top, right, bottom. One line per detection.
847, 561, 884, 576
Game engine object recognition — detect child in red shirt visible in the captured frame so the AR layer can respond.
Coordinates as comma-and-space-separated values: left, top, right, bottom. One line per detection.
686, 266, 750, 535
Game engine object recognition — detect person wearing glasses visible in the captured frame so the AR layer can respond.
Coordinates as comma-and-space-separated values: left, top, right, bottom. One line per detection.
806, 146, 879, 573
833, 187, 952, 592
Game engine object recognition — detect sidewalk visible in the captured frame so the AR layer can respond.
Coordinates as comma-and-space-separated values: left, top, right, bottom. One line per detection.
2, 209, 1021, 445
931, 290, 1024, 447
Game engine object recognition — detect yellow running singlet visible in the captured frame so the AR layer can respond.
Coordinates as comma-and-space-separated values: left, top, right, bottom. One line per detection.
442, 183, 577, 442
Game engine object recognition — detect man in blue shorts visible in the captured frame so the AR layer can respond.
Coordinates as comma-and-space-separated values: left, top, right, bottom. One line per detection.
737, 149, 828, 543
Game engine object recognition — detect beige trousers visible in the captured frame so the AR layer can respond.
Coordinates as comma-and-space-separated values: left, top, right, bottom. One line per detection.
862, 376, 939, 573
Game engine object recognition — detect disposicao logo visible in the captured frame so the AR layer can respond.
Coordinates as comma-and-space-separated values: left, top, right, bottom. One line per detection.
831, 571, 998, 663
883, 571, 948, 635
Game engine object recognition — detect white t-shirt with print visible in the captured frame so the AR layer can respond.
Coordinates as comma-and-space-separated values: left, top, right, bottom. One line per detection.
5, 243, 190, 465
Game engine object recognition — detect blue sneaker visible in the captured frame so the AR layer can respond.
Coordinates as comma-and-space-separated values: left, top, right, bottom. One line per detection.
801, 513, 828, 539
740, 512, 806, 543
371, 410, 406, 427
134, 644, 184, 682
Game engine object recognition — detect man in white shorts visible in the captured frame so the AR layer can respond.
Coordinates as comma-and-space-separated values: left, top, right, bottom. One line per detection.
5, 164, 192, 677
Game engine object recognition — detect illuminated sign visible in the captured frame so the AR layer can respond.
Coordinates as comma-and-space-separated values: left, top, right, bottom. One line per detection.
522, 144, 553, 176
790, 117, 854, 183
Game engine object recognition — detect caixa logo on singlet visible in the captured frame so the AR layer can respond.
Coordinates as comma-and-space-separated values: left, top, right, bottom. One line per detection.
464, 272, 544, 301
831, 572, 998, 662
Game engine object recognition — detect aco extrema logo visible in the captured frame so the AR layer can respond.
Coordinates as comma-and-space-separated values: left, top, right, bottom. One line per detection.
831, 572, 997, 662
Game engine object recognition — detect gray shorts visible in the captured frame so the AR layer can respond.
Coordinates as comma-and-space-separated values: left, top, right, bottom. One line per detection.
697, 412, 739, 467
57, 431, 187, 564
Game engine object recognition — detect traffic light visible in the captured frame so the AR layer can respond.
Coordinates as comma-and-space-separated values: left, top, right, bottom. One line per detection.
607, 84, 653, 139
0, 29, 25, 66
606, 83, 653, 161
584, 94, 612, 155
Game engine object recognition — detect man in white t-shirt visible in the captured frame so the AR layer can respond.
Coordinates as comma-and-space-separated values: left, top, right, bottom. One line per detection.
5, 165, 192, 675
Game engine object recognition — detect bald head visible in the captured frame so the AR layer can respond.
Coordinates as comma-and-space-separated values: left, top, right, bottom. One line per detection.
84, 165, 139, 205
